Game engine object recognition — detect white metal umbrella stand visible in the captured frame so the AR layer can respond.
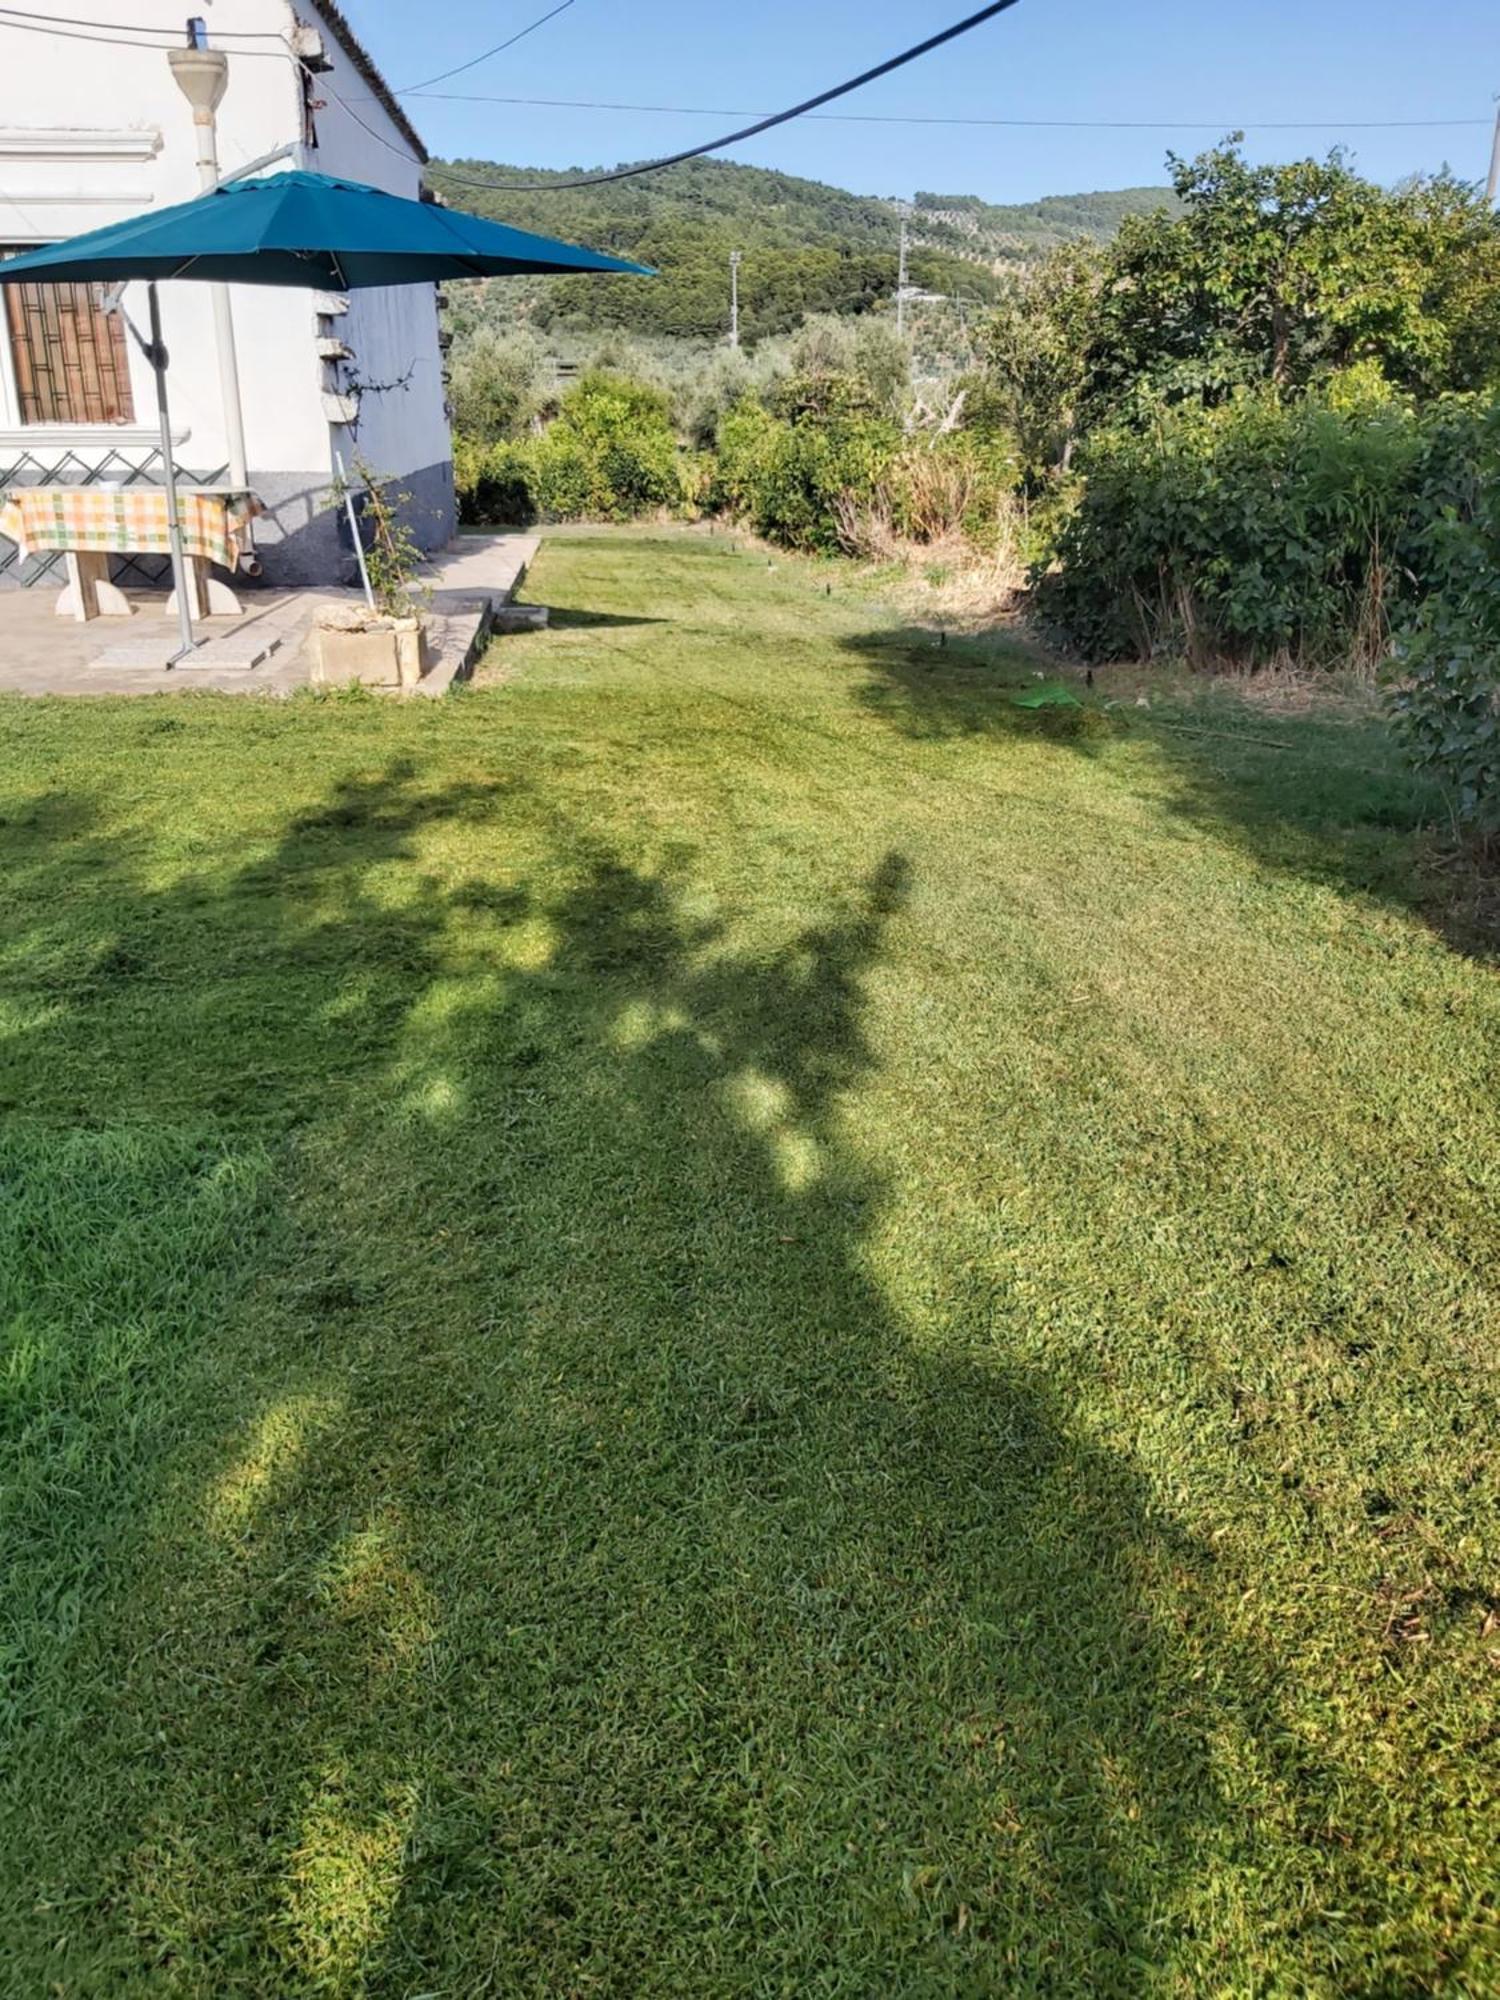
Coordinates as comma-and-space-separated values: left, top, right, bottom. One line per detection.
333, 448, 377, 612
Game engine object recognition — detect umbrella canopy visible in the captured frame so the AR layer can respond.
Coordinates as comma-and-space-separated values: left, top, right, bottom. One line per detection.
0, 168, 653, 289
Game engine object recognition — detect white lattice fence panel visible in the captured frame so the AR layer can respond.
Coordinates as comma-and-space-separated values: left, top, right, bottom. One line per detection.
0, 446, 229, 587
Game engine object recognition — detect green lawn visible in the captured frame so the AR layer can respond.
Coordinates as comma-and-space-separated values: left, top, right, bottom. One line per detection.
2, 528, 1496, 1996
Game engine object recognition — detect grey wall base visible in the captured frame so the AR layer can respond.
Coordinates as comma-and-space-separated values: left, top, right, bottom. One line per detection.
247, 458, 457, 589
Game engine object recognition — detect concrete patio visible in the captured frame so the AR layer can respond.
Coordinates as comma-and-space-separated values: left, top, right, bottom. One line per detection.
0, 532, 539, 698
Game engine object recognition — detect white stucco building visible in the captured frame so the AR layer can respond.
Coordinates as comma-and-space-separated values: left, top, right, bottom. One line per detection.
0, 1, 454, 587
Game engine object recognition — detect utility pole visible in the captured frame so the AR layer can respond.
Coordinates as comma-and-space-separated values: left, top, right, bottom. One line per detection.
895, 214, 910, 337
1487, 98, 1500, 206
729, 250, 742, 349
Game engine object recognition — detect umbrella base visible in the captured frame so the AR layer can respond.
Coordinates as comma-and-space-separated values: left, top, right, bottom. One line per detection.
88, 631, 282, 673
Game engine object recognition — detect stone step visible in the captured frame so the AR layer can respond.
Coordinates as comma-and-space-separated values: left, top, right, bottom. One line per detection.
423, 532, 539, 611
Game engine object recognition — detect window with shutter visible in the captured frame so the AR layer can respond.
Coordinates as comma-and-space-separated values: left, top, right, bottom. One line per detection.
2, 256, 135, 425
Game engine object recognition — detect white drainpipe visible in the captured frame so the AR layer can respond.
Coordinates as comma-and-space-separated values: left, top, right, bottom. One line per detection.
167, 45, 253, 557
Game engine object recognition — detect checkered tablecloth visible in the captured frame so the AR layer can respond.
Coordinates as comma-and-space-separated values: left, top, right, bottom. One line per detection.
0, 486, 259, 568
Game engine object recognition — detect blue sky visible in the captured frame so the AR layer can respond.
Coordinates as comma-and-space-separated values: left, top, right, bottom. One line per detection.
350, 0, 1499, 204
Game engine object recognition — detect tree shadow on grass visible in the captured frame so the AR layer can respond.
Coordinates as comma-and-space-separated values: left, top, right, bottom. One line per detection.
841, 623, 1496, 960
2, 759, 1238, 1993
847, 625, 1061, 744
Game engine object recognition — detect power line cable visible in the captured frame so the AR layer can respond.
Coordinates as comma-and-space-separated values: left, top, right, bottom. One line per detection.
406, 91, 1488, 132
3, 4, 1481, 181
0, 14, 188, 50
395, 0, 578, 95
0, 9, 290, 54
0, 2, 578, 82
430, 0, 1028, 193
302, 58, 436, 166
3, 5, 1483, 140
309, 0, 1033, 189
0, 4, 283, 31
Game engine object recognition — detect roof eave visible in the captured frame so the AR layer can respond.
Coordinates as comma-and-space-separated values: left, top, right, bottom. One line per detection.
308, 0, 428, 165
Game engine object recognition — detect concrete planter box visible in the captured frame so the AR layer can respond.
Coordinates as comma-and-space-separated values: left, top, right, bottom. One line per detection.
312, 610, 425, 691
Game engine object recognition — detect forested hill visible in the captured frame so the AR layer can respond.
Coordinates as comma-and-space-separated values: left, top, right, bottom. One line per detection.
911, 186, 1182, 254
425, 154, 1173, 343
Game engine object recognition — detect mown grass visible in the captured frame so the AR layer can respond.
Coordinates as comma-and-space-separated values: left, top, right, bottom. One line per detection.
1, 528, 1496, 1996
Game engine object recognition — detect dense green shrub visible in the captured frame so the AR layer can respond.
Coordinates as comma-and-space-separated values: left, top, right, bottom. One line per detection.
455, 436, 537, 525
457, 371, 682, 524
1388, 402, 1500, 837
711, 380, 899, 553
546, 372, 682, 518
456, 345, 1016, 557
1038, 387, 1488, 666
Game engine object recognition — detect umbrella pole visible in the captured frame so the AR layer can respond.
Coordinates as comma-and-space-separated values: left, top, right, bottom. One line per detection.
147, 282, 197, 665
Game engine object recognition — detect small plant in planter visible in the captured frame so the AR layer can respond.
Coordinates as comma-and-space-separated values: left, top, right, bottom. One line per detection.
313, 459, 431, 692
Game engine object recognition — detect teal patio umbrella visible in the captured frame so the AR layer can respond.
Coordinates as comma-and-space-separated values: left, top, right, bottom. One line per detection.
0, 171, 652, 659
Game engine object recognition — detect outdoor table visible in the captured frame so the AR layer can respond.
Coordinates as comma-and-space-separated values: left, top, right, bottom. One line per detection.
0, 485, 262, 622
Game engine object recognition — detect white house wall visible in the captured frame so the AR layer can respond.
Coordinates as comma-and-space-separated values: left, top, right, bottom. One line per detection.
298, 0, 455, 568
0, 0, 454, 585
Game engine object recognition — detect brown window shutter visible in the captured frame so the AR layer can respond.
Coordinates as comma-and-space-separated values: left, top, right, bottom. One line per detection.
4, 274, 135, 425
